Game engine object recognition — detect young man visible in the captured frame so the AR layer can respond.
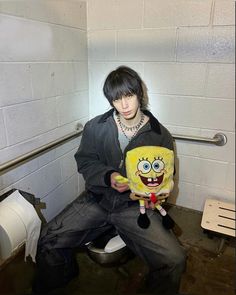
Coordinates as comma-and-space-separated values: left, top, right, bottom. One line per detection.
33, 66, 186, 295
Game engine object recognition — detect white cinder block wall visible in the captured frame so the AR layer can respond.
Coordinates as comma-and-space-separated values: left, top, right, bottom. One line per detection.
86, 0, 235, 211
0, 1, 88, 221
0, 0, 235, 221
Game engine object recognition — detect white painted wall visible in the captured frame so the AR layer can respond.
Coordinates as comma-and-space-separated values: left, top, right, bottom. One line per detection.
0, 1, 88, 221
0, 0, 234, 219
86, 0, 235, 211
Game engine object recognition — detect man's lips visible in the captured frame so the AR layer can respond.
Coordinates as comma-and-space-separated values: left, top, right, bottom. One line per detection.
139, 174, 164, 187
122, 111, 131, 116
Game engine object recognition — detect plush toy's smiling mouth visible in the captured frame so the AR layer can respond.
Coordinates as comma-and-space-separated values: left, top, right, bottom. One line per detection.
139, 174, 164, 187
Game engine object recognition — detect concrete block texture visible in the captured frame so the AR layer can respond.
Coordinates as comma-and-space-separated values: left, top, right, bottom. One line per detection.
0, 0, 87, 29
87, 0, 143, 30
41, 174, 79, 222
4, 98, 58, 145
57, 91, 89, 126
193, 185, 234, 211
144, 0, 212, 28
30, 63, 74, 100
144, 62, 207, 95
206, 63, 235, 99
0, 0, 235, 217
0, 15, 87, 62
15, 160, 62, 199
30, 62, 88, 100
213, 0, 235, 26
0, 1, 88, 222
176, 155, 228, 190
0, 110, 7, 149
117, 29, 176, 61
149, 94, 234, 131
199, 130, 235, 163
177, 26, 235, 63
225, 163, 235, 192
0, 64, 32, 107
88, 30, 116, 61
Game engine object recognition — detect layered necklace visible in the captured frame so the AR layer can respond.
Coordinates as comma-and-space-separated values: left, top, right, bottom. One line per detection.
116, 112, 145, 142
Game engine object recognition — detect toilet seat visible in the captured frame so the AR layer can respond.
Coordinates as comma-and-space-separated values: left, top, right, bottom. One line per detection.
104, 235, 126, 253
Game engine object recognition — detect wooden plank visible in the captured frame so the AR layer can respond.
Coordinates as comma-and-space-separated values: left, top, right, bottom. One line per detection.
201, 199, 235, 237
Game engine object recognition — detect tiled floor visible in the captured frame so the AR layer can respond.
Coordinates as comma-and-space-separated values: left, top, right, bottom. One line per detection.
0, 205, 235, 295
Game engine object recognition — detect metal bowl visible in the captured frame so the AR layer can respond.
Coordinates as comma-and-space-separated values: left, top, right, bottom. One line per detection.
86, 242, 130, 266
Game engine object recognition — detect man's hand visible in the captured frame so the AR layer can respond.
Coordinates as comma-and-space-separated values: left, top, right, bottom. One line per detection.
110, 172, 129, 193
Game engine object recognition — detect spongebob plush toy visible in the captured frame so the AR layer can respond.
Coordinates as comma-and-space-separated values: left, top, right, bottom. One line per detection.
115, 146, 175, 229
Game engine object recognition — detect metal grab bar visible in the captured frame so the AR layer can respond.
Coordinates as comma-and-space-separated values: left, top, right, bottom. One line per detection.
0, 126, 227, 175
0, 124, 84, 175
172, 132, 227, 146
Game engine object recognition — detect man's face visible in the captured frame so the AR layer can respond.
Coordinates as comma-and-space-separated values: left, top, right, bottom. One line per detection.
113, 94, 139, 120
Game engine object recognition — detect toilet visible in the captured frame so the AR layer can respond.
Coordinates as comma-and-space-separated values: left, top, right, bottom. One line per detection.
86, 229, 132, 266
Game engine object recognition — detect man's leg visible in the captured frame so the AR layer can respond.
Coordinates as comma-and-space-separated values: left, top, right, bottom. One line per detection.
39, 192, 110, 250
111, 203, 186, 295
33, 192, 111, 293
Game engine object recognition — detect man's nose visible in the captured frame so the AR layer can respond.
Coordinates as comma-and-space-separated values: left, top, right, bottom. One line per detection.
121, 97, 128, 108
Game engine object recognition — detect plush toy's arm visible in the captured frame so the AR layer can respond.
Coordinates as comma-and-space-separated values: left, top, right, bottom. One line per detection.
130, 192, 149, 201
130, 192, 167, 203
114, 175, 129, 184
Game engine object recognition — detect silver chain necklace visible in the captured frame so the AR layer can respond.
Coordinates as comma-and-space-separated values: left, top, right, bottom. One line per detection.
116, 112, 145, 142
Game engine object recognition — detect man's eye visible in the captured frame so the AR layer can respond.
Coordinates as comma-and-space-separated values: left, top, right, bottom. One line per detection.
126, 94, 133, 98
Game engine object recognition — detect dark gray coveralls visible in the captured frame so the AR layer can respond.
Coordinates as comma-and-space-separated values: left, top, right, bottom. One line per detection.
35, 109, 186, 295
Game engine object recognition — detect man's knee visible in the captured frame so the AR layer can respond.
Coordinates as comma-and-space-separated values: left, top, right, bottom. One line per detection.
168, 246, 187, 273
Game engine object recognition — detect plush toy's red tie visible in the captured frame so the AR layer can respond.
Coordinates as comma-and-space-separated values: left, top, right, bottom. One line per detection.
150, 193, 157, 204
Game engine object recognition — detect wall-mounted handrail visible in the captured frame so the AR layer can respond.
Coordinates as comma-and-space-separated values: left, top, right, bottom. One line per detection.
0, 124, 83, 175
172, 132, 227, 146
0, 125, 227, 175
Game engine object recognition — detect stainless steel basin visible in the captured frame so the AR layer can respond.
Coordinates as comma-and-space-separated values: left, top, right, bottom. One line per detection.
87, 242, 130, 266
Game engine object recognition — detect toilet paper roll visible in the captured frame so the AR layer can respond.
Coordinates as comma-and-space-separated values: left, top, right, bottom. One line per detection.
0, 205, 27, 259
0, 190, 42, 262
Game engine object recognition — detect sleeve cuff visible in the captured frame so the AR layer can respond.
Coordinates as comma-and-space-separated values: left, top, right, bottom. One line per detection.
104, 170, 117, 186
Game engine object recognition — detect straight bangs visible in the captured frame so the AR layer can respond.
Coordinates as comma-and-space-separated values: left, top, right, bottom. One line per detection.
104, 75, 141, 104
103, 66, 145, 108
110, 78, 138, 101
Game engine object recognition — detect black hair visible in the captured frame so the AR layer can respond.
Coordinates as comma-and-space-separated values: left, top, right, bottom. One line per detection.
103, 66, 147, 109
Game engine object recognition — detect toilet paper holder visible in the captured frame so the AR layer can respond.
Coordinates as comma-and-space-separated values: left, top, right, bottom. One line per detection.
0, 189, 46, 225
0, 189, 46, 265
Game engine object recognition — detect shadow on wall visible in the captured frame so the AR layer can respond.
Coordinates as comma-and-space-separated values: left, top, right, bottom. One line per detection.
169, 141, 180, 205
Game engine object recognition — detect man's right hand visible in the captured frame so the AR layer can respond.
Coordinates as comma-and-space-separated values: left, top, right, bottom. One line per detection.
110, 172, 129, 193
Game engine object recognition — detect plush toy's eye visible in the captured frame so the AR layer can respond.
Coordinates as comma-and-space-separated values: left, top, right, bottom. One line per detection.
137, 160, 151, 174
152, 159, 165, 173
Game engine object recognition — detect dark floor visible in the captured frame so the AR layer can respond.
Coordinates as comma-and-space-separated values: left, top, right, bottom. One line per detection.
0, 206, 235, 295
